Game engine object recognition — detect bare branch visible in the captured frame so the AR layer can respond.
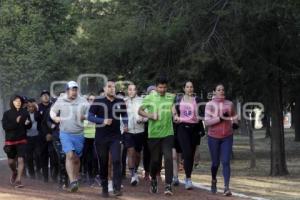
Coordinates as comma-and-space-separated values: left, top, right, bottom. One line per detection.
202, 0, 229, 50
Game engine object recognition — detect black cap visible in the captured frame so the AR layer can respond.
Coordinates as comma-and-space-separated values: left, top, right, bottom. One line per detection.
21, 96, 28, 103
40, 90, 50, 97
116, 91, 125, 96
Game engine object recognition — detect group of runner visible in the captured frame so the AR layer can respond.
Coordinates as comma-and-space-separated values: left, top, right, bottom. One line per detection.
1, 76, 239, 197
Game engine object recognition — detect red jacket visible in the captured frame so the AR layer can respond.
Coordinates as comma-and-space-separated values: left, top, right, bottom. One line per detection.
204, 97, 237, 139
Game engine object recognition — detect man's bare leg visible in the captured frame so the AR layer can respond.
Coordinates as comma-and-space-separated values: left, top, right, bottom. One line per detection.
172, 149, 180, 186
73, 156, 81, 180
135, 152, 141, 171
66, 152, 77, 182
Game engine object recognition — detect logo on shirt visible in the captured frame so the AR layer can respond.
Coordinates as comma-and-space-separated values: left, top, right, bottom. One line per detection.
183, 105, 193, 117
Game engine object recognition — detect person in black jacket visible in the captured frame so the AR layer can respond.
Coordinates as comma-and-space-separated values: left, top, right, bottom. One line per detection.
172, 81, 205, 190
36, 90, 59, 183
88, 80, 128, 197
25, 98, 41, 179
2, 95, 32, 188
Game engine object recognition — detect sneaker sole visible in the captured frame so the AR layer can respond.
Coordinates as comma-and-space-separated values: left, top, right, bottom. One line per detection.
164, 191, 173, 196
131, 180, 138, 186
15, 185, 24, 189
62, 185, 69, 191
224, 192, 232, 196
112, 192, 123, 197
173, 182, 179, 186
70, 186, 79, 193
150, 188, 158, 194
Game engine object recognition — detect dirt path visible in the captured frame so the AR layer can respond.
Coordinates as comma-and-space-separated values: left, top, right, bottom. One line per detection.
0, 160, 250, 200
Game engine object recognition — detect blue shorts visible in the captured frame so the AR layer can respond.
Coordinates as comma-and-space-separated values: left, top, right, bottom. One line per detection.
59, 132, 85, 157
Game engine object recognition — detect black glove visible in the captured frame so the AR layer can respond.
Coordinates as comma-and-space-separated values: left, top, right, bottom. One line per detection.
232, 123, 239, 130
223, 112, 230, 117
220, 112, 230, 122
199, 131, 206, 138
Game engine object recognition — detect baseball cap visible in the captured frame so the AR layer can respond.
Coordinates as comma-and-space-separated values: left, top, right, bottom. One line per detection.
21, 96, 29, 103
146, 85, 156, 94
40, 90, 50, 97
66, 81, 79, 90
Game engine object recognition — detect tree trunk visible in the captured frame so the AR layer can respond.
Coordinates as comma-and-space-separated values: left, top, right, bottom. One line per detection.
0, 95, 3, 120
294, 95, 300, 141
264, 106, 271, 138
240, 113, 249, 136
265, 115, 271, 138
270, 81, 289, 176
0, 91, 5, 158
291, 101, 295, 129
240, 110, 256, 168
247, 118, 256, 168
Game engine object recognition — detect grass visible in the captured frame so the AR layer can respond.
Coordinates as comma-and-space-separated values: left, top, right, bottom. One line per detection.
186, 129, 300, 200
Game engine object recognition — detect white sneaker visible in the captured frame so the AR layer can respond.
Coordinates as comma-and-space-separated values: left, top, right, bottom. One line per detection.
135, 173, 139, 183
185, 178, 193, 190
172, 176, 180, 186
108, 180, 113, 192
130, 174, 138, 186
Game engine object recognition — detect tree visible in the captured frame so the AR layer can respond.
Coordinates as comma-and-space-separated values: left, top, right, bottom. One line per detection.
70, 2, 298, 176
0, 0, 78, 100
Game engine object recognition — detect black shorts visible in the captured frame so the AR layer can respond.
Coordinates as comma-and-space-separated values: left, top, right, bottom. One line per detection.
3, 144, 27, 159
173, 134, 182, 153
123, 132, 145, 152
132, 132, 146, 153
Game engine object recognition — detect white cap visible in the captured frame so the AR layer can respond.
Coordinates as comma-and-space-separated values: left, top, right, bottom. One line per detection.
66, 81, 79, 90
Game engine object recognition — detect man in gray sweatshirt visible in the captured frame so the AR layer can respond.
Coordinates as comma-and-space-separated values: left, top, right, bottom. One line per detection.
50, 81, 89, 192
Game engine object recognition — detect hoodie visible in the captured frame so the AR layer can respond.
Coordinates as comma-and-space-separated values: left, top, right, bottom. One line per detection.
2, 108, 32, 144
50, 94, 89, 134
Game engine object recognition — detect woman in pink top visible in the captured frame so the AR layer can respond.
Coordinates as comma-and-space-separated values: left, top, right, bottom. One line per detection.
173, 81, 205, 190
204, 84, 239, 196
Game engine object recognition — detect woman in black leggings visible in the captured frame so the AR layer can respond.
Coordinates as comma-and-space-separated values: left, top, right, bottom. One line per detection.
173, 81, 205, 190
